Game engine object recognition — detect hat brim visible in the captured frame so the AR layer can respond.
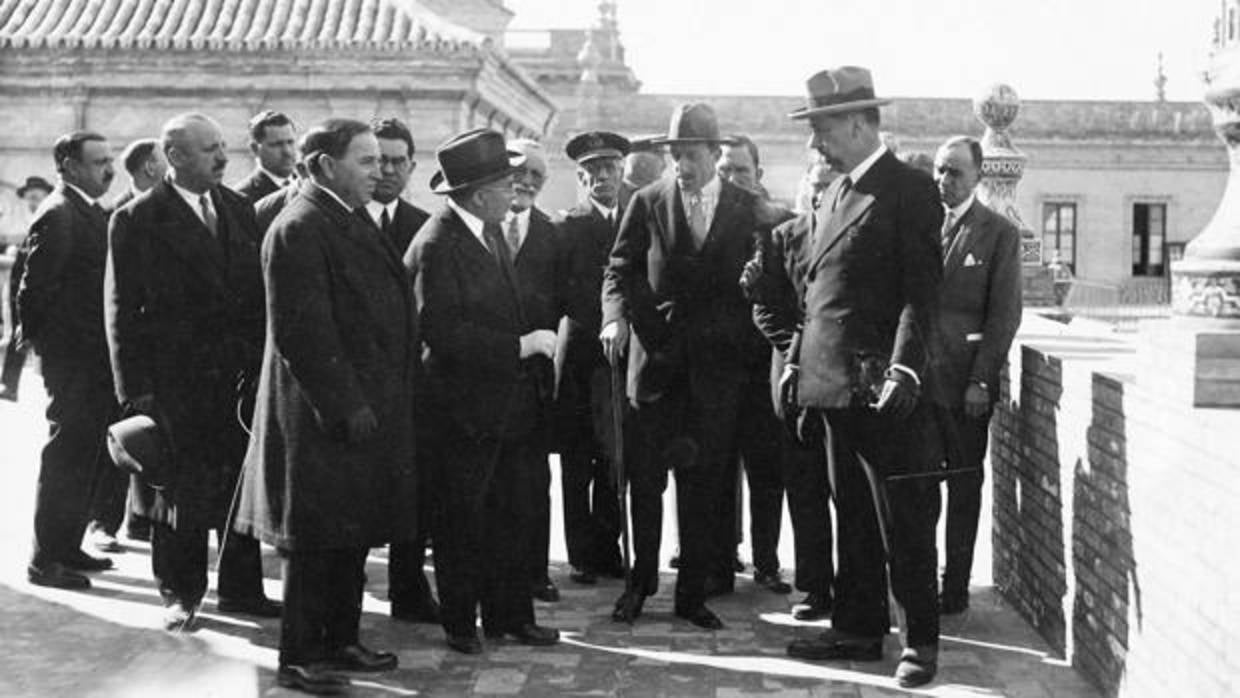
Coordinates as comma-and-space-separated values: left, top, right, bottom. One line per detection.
17, 184, 53, 197
649, 136, 738, 146
430, 152, 526, 195
788, 98, 892, 120
575, 149, 626, 164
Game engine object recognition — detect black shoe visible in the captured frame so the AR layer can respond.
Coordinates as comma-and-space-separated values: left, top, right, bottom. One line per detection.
753, 570, 792, 594
792, 592, 833, 621
217, 595, 283, 618
391, 596, 441, 624
569, 566, 597, 585
895, 644, 938, 688
488, 623, 559, 646
674, 603, 723, 630
786, 629, 883, 661
668, 553, 680, 569
611, 590, 645, 624
939, 590, 969, 615
446, 633, 483, 655
276, 664, 348, 695
61, 550, 113, 572
531, 578, 560, 602
27, 561, 90, 590
321, 644, 398, 672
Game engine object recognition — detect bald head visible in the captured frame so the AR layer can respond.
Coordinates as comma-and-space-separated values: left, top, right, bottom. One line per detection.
509, 138, 547, 212
162, 113, 228, 193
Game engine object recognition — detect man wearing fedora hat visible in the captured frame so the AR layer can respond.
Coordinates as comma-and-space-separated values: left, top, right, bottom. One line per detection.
0, 176, 54, 402
555, 130, 631, 586
404, 128, 560, 654
755, 66, 943, 688
600, 102, 774, 630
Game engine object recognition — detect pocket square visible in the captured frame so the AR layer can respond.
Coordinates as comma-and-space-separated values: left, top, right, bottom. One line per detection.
963, 253, 982, 267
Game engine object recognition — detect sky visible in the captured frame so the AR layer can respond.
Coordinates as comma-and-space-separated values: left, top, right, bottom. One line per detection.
506, 0, 1221, 102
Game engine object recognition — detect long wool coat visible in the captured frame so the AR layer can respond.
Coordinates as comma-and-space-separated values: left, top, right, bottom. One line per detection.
233, 183, 419, 551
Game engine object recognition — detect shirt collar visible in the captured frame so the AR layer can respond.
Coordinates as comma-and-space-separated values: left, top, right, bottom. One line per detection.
259, 165, 289, 188
446, 197, 488, 242
590, 198, 617, 220
847, 144, 888, 184
946, 193, 975, 221
506, 207, 531, 225
62, 181, 99, 207
309, 181, 352, 214
365, 198, 398, 223
168, 178, 212, 212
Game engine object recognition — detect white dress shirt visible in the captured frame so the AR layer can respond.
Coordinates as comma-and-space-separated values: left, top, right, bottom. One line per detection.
503, 207, 531, 253
447, 197, 489, 249
366, 199, 399, 229
169, 179, 215, 226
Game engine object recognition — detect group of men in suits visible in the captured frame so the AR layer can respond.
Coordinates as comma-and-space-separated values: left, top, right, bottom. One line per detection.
7, 61, 1022, 693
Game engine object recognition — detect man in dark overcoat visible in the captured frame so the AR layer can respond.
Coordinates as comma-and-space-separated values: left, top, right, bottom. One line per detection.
106, 113, 277, 631
404, 129, 560, 654
554, 131, 630, 585
233, 119, 417, 694
927, 136, 1022, 615
757, 67, 943, 688
20, 131, 119, 589
600, 103, 773, 630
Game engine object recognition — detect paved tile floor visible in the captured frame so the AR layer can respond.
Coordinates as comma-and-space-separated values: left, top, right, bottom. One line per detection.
0, 361, 1100, 697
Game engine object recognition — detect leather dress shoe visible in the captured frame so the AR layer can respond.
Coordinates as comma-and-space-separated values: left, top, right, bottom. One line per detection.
27, 561, 90, 590
217, 595, 283, 618
531, 578, 560, 602
611, 590, 645, 623
786, 629, 882, 661
446, 633, 483, 654
87, 529, 124, 553
674, 603, 723, 630
792, 592, 833, 621
569, 566, 597, 584
753, 570, 792, 594
895, 644, 939, 688
486, 623, 560, 646
62, 550, 113, 572
939, 590, 969, 615
162, 601, 199, 633
321, 644, 398, 672
391, 596, 441, 624
277, 664, 348, 695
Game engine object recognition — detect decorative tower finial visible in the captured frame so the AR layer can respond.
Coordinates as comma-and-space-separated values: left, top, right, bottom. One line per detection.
1155, 52, 1168, 103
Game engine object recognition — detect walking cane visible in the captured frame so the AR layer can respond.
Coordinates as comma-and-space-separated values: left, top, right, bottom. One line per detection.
609, 357, 632, 575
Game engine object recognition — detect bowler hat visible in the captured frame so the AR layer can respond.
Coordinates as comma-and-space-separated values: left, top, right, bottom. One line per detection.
652, 103, 737, 146
788, 66, 892, 120
429, 128, 526, 194
17, 176, 53, 197
566, 131, 631, 164
107, 415, 172, 490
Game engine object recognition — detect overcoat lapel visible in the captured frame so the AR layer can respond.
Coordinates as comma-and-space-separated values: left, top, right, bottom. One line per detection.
942, 201, 978, 278
150, 180, 229, 294
809, 187, 875, 268
305, 185, 408, 283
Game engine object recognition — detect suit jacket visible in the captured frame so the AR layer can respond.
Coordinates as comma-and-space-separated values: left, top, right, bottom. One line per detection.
105, 179, 265, 527
926, 199, 1022, 407
233, 168, 283, 204
17, 184, 110, 364
558, 201, 619, 378
512, 206, 565, 333
793, 150, 942, 409
404, 206, 546, 441
601, 177, 768, 402
381, 198, 431, 258
234, 183, 419, 551
751, 210, 814, 417
254, 185, 300, 234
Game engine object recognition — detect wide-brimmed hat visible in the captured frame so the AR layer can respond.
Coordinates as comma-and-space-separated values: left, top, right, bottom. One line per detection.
16, 176, 53, 197
429, 128, 526, 194
788, 66, 892, 120
107, 415, 172, 490
652, 103, 737, 146
566, 131, 631, 164
627, 134, 664, 154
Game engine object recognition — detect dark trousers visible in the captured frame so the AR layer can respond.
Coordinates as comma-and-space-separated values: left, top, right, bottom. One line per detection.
731, 370, 785, 577
151, 521, 265, 607
822, 405, 941, 647
279, 546, 368, 667
529, 450, 552, 586
935, 405, 991, 595
783, 433, 834, 596
431, 431, 537, 637
627, 381, 741, 609
86, 461, 129, 536
389, 455, 436, 608
30, 357, 117, 567
558, 365, 621, 573
0, 338, 25, 394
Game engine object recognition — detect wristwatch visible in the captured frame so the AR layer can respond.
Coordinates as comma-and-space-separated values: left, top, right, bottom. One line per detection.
969, 378, 989, 392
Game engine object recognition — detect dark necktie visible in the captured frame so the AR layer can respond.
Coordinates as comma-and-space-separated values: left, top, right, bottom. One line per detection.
199, 193, 218, 239
380, 207, 392, 239
831, 175, 852, 213
941, 210, 958, 253
483, 223, 516, 280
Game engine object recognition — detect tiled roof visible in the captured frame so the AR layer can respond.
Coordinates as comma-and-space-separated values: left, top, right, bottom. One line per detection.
0, 0, 486, 52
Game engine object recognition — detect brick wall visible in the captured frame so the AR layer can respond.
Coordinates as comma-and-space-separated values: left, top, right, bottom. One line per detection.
991, 318, 1240, 697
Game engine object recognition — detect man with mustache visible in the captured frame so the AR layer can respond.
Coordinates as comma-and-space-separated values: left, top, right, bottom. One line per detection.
234, 110, 298, 204
19, 130, 119, 590
107, 113, 278, 631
